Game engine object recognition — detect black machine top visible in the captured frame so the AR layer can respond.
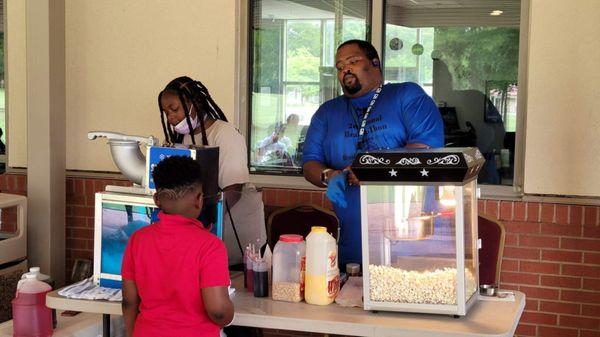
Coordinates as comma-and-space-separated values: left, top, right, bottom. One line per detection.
351, 147, 485, 184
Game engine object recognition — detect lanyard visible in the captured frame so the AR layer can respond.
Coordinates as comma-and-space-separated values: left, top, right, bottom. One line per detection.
353, 84, 383, 150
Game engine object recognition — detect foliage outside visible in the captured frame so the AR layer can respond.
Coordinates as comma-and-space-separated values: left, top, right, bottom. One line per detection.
434, 27, 519, 92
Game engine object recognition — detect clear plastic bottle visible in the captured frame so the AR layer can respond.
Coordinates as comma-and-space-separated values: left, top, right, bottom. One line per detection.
12, 274, 53, 337
305, 226, 339, 305
346, 263, 360, 277
18, 267, 54, 292
19, 267, 57, 328
244, 248, 254, 292
272, 234, 305, 302
253, 258, 269, 298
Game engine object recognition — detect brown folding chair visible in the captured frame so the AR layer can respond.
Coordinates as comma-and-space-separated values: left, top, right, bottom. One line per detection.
478, 214, 506, 285
266, 203, 339, 249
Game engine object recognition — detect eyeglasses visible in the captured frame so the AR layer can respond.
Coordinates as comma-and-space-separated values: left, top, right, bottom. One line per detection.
335, 56, 365, 72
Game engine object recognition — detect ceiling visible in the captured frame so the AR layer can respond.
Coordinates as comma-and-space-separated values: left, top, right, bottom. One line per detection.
386, 0, 521, 27
387, 0, 520, 10
257, 0, 520, 27
258, 0, 368, 20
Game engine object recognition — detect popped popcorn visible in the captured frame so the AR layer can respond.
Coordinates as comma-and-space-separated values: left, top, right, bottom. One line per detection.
369, 265, 476, 305
272, 282, 303, 302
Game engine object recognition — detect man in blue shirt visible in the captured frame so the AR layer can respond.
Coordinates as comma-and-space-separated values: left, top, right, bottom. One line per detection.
302, 40, 444, 268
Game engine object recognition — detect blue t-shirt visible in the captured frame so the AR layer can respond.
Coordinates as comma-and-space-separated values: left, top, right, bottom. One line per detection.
302, 82, 444, 266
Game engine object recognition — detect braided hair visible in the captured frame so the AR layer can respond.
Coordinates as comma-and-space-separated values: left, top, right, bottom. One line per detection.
152, 155, 203, 201
158, 76, 228, 146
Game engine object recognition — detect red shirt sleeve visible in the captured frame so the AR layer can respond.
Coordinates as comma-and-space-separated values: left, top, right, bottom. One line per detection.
198, 238, 230, 288
121, 232, 136, 281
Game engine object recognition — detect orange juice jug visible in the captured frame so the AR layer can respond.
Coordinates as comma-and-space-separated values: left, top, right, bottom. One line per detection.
305, 226, 339, 305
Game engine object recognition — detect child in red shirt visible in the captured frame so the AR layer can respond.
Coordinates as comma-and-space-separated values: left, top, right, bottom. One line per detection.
121, 156, 234, 337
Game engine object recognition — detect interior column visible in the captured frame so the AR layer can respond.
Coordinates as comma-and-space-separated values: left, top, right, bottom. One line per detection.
26, 0, 66, 286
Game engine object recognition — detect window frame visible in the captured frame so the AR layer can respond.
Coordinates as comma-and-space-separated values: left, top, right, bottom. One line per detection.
237, 0, 529, 199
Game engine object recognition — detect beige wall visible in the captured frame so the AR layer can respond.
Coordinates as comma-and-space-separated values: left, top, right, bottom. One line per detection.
6, 0, 26, 168
8, 0, 237, 171
523, 0, 600, 196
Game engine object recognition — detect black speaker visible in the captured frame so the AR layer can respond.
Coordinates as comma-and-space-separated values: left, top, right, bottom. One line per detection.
191, 146, 220, 228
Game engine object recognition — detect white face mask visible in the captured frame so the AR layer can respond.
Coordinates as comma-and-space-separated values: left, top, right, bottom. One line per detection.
173, 105, 200, 135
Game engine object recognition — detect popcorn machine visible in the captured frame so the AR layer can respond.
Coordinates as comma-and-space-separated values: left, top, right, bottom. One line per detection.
352, 148, 485, 316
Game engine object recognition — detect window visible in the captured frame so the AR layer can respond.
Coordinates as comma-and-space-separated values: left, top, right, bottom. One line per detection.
249, 0, 371, 174
247, 0, 523, 189
384, 1, 521, 186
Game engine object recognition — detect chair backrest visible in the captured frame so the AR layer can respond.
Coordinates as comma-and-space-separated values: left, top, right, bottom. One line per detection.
267, 203, 339, 248
478, 214, 506, 285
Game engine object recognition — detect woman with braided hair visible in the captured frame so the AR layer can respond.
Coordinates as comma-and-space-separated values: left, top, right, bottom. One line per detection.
158, 76, 266, 266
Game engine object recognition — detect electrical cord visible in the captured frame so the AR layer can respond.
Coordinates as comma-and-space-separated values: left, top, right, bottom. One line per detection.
224, 193, 244, 257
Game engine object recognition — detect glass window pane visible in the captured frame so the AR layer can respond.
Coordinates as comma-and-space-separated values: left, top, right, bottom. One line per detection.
384, 1, 521, 186
250, 0, 370, 173
462, 182, 478, 302
285, 21, 321, 83
366, 185, 460, 305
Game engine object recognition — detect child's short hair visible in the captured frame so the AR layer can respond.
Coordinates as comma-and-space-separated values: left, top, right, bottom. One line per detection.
152, 156, 203, 200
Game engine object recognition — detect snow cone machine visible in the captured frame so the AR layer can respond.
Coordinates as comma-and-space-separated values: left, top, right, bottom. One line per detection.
88, 132, 221, 288
352, 147, 485, 316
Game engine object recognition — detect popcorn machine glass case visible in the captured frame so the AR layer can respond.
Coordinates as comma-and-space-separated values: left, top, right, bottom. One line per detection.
352, 148, 485, 316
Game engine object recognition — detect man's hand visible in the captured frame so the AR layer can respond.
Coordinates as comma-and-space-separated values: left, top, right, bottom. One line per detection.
344, 166, 359, 186
326, 171, 349, 208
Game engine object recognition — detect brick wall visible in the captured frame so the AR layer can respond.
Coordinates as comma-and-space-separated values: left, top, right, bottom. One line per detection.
0, 174, 26, 233
0, 204, 19, 233
1, 173, 599, 337
64, 176, 133, 278
0, 173, 132, 279
483, 200, 600, 337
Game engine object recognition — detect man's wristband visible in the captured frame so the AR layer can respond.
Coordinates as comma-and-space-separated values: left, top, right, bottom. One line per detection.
320, 168, 333, 186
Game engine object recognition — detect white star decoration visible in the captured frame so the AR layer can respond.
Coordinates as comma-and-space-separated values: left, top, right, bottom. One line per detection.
420, 168, 429, 177
389, 169, 398, 177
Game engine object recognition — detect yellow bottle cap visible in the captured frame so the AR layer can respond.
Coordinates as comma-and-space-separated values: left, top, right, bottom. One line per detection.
311, 226, 327, 232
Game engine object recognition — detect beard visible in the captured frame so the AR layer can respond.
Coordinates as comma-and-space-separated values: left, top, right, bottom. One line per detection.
343, 73, 362, 95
